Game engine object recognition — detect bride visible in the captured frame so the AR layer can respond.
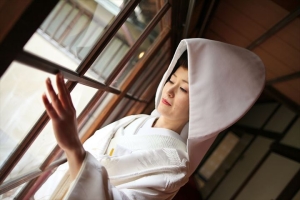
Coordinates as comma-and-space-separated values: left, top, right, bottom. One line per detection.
42, 38, 265, 199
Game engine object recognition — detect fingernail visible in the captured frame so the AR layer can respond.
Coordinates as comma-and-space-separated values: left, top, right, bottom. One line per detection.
47, 78, 51, 83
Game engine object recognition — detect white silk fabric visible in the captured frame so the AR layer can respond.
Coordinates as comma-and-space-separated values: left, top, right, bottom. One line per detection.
64, 39, 265, 199
152, 38, 265, 175
64, 115, 189, 200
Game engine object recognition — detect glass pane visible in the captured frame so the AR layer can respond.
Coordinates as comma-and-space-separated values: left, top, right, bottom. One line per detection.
194, 175, 206, 189
237, 103, 279, 128
133, 50, 169, 101
127, 49, 163, 97
281, 118, 300, 149
209, 136, 273, 200
110, 23, 161, 88
199, 132, 240, 180
263, 105, 296, 133
24, 0, 127, 71
236, 154, 300, 200
138, 39, 171, 102
35, 162, 70, 200
3, 83, 97, 183
0, 182, 27, 200
293, 189, 300, 200
0, 62, 56, 168
137, 55, 167, 98
84, 0, 162, 84
102, 97, 131, 126
200, 133, 254, 199
71, 84, 98, 116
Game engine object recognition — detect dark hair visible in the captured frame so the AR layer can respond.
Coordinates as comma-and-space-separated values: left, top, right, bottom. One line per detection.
167, 50, 188, 81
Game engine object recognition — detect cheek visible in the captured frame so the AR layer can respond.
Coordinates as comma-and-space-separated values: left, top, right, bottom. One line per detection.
175, 95, 189, 114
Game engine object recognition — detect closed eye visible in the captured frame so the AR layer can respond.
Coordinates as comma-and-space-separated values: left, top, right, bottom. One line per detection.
168, 80, 174, 84
180, 87, 187, 93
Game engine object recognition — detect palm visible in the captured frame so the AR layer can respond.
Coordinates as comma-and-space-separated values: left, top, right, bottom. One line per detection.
42, 74, 81, 152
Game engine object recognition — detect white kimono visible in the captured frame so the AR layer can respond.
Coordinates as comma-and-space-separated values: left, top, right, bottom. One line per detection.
64, 39, 265, 199
65, 115, 189, 200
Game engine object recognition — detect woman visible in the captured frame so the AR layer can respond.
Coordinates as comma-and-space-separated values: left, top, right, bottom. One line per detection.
43, 39, 265, 199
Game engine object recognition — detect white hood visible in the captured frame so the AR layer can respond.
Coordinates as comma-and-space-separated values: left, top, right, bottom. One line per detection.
152, 39, 265, 175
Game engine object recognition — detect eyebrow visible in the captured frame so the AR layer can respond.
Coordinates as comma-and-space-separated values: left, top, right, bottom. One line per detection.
173, 74, 189, 84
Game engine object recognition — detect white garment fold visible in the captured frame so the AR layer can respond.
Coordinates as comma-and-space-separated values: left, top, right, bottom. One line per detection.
64, 115, 189, 200
63, 38, 265, 199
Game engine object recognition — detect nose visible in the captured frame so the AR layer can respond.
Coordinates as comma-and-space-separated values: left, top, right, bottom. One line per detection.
167, 85, 175, 98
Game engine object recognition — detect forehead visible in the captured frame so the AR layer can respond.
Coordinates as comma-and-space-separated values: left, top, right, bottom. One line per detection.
173, 66, 188, 80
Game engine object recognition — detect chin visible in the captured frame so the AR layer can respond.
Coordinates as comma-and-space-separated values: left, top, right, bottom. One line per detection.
157, 105, 168, 115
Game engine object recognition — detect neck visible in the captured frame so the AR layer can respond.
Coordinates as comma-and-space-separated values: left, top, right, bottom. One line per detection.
153, 116, 187, 134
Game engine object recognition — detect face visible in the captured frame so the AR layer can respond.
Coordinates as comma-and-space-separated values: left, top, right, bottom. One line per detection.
157, 66, 189, 123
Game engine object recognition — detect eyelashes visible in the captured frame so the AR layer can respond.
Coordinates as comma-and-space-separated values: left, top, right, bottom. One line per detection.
180, 88, 187, 93
168, 80, 188, 93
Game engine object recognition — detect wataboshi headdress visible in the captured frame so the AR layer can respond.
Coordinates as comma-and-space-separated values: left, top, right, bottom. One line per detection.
152, 39, 265, 175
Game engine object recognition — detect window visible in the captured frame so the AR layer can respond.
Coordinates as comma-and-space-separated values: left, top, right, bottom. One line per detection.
0, 0, 172, 198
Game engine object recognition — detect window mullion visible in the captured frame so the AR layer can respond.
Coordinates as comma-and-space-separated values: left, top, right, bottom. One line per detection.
0, 158, 66, 195
75, 0, 142, 76
125, 101, 148, 116
32, 91, 106, 174
15, 158, 67, 200
141, 96, 156, 114
105, 1, 171, 85
9, 27, 170, 200
0, 114, 49, 184
81, 27, 171, 143
1, 51, 117, 185
38, 93, 108, 171
124, 94, 148, 104
15, 91, 105, 198
16, 50, 121, 94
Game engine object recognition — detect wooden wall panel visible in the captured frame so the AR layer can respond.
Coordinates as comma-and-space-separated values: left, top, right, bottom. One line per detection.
275, 18, 300, 51
209, 17, 250, 47
203, 29, 227, 43
224, 0, 288, 29
204, 0, 299, 105
285, 78, 300, 93
214, 1, 265, 42
252, 47, 293, 80
260, 36, 300, 72
273, 79, 300, 105
0, 0, 33, 43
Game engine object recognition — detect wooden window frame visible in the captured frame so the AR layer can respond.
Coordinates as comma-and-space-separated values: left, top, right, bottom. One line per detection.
0, 0, 172, 199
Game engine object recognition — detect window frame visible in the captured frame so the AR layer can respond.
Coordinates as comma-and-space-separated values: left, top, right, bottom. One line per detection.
0, 0, 172, 198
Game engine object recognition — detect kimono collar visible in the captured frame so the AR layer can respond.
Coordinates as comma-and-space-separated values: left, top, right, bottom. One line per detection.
152, 39, 265, 175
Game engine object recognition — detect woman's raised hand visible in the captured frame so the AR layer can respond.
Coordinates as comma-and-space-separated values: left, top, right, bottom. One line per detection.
42, 73, 81, 152
42, 73, 85, 179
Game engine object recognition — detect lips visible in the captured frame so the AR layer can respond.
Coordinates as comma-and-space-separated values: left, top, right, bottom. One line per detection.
162, 98, 171, 106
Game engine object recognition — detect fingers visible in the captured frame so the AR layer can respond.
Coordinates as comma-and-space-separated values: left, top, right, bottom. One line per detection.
56, 73, 75, 111
45, 77, 65, 117
42, 93, 59, 119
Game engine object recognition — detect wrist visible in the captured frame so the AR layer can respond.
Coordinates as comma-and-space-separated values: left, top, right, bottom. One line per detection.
64, 143, 86, 180
65, 144, 86, 162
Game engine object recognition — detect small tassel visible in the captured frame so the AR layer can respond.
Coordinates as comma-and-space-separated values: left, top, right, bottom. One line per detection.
109, 148, 114, 156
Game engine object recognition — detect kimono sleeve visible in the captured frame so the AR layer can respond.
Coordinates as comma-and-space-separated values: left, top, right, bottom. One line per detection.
63, 152, 121, 200
63, 152, 180, 200
63, 115, 181, 199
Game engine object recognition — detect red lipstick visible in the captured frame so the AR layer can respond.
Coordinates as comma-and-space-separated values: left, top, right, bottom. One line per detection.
162, 98, 171, 106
